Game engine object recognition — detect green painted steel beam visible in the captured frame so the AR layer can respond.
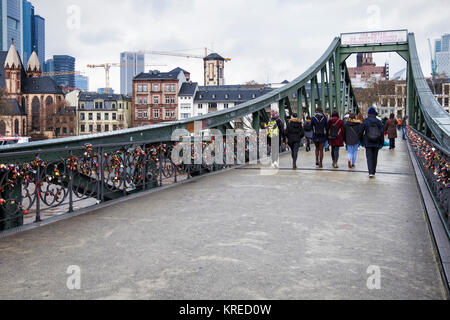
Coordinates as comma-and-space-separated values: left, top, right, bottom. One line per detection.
339, 43, 409, 55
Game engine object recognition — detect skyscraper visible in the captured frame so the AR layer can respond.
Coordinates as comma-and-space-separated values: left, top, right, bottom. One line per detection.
1, 0, 22, 57
441, 34, 450, 52
51, 55, 75, 88
120, 52, 145, 95
31, 14, 45, 66
22, 0, 32, 64
435, 34, 450, 77
75, 75, 89, 91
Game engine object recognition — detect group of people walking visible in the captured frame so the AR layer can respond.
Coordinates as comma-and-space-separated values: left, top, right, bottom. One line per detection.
267, 107, 407, 178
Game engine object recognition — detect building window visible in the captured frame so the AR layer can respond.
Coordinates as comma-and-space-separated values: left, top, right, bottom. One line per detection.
81, 125, 85, 132
97, 124, 102, 132
143, 85, 148, 92
212, 94, 216, 99
137, 111, 143, 118
105, 113, 109, 121
112, 113, 117, 120
113, 125, 118, 131
80, 103, 85, 109
143, 111, 148, 118
166, 96, 170, 104
97, 113, 101, 120
165, 84, 170, 92
170, 97, 175, 104
225, 94, 229, 99
166, 110, 170, 118
224, 104, 229, 109
63, 127, 67, 134
143, 97, 148, 104
153, 84, 159, 91
95, 101, 103, 109
171, 84, 175, 92
80, 113, 85, 120
105, 124, 109, 132
89, 125, 93, 132
119, 103, 123, 109
198, 104, 203, 109
112, 103, 116, 109
88, 113, 93, 121
138, 97, 142, 104
138, 85, 142, 92
171, 111, 175, 118
154, 110, 160, 118
154, 96, 159, 104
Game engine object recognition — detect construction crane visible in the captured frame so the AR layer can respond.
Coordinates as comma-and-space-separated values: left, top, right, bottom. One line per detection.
43, 71, 85, 77
138, 49, 231, 62
87, 63, 167, 94
428, 39, 437, 94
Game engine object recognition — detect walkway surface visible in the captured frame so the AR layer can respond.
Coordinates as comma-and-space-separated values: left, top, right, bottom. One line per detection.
0, 139, 447, 300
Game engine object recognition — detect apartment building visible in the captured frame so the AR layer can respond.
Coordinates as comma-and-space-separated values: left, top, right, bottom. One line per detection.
132, 68, 188, 126
78, 92, 132, 135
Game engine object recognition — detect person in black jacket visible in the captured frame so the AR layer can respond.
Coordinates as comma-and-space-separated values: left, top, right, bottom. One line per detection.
359, 107, 385, 178
344, 113, 362, 169
286, 113, 304, 169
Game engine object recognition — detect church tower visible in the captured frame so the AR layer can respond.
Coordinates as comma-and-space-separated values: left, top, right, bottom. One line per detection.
26, 51, 43, 78
204, 53, 225, 86
4, 41, 23, 98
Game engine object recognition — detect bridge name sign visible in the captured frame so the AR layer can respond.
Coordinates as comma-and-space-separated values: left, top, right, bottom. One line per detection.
341, 30, 408, 46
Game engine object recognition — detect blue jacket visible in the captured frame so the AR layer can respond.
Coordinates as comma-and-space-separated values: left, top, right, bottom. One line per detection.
359, 115, 384, 148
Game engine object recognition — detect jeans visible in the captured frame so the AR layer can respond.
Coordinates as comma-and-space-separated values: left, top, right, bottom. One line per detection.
402, 126, 406, 140
289, 142, 301, 165
389, 138, 396, 149
331, 146, 340, 163
366, 147, 379, 175
347, 144, 359, 165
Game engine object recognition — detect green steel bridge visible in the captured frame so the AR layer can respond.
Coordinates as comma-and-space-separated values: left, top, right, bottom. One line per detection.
0, 31, 449, 299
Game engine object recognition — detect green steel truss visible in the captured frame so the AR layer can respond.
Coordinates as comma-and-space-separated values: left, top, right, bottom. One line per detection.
1, 32, 448, 155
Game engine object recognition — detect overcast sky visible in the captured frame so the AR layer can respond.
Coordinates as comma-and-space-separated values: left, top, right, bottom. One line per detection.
34, 0, 449, 92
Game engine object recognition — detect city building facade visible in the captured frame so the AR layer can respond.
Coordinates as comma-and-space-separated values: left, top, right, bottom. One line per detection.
120, 51, 145, 96
78, 92, 132, 135
348, 53, 389, 88
1, 0, 22, 57
132, 68, 187, 126
31, 13, 44, 66
204, 53, 225, 86
49, 55, 75, 88
434, 34, 450, 77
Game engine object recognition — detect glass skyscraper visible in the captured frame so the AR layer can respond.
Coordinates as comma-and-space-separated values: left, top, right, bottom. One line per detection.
1, 0, 22, 56
75, 75, 89, 91
435, 34, 450, 77
32, 14, 45, 66
120, 52, 145, 95
51, 55, 76, 88
22, 0, 32, 64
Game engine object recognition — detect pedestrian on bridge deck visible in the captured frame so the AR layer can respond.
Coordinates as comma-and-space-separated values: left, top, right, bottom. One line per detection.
345, 113, 362, 169
286, 113, 305, 170
303, 116, 313, 152
385, 113, 398, 150
359, 107, 385, 178
328, 111, 345, 169
401, 116, 408, 140
311, 107, 328, 168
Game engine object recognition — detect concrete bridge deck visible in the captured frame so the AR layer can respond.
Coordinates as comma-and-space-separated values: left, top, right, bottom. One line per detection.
0, 140, 447, 300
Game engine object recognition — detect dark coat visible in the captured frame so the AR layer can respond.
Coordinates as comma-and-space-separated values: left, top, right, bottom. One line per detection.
345, 120, 362, 146
311, 112, 328, 143
286, 118, 304, 145
359, 115, 384, 148
327, 116, 345, 147
385, 118, 398, 139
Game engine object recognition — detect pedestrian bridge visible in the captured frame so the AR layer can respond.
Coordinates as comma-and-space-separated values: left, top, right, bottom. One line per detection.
0, 30, 449, 299
0, 140, 447, 299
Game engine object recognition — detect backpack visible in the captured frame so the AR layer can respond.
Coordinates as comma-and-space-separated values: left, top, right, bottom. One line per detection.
303, 121, 313, 132
367, 122, 381, 143
329, 121, 340, 140
266, 121, 279, 139
314, 115, 326, 137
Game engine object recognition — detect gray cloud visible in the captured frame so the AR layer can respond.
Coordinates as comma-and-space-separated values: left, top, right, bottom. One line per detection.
35, 0, 450, 91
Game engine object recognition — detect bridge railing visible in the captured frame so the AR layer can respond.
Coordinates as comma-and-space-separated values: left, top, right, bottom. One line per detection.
407, 127, 449, 238
0, 134, 270, 233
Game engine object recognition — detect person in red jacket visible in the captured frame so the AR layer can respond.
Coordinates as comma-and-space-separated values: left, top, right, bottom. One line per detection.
327, 111, 346, 168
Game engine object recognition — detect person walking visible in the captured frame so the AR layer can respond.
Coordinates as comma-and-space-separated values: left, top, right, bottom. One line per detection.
286, 113, 305, 169
265, 111, 285, 168
303, 115, 313, 152
359, 107, 384, 178
401, 116, 408, 140
384, 113, 398, 150
311, 107, 328, 168
327, 111, 345, 169
344, 113, 362, 169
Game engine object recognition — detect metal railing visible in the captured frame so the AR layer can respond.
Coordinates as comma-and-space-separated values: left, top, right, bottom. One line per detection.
407, 127, 449, 238
0, 136, 268, 233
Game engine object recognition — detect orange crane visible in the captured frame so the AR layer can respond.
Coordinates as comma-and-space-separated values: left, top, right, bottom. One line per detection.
87, 62, 167, 94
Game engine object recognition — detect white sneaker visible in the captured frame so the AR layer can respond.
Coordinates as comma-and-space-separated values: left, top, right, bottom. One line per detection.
274, 162, 279, 169
369, 174, 375, 178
